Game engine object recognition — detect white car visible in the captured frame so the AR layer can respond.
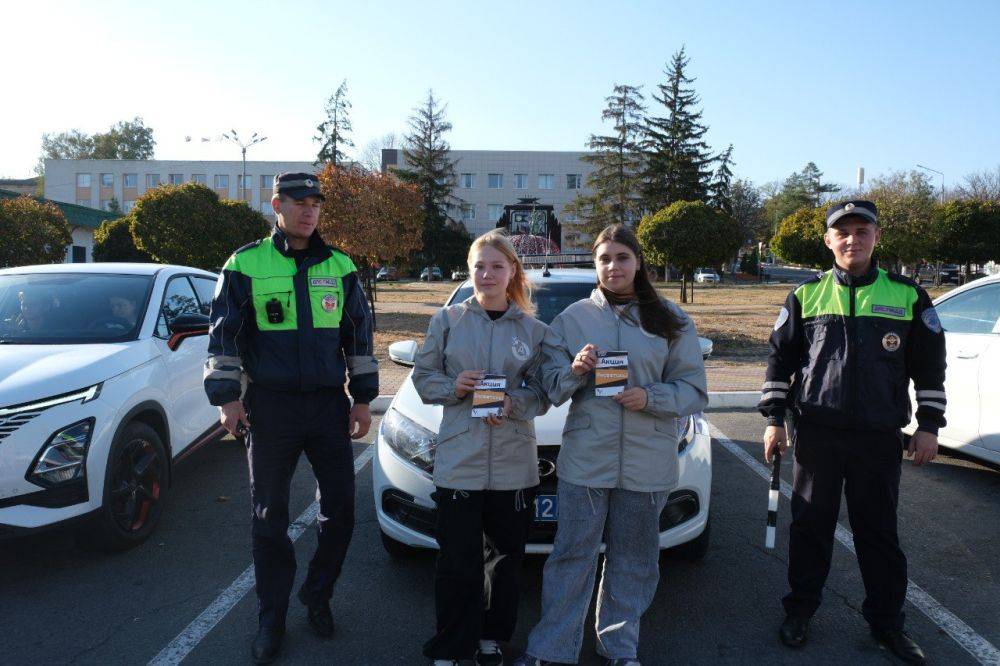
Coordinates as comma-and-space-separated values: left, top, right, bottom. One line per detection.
904, 274, 1000, 465
0, 263, 225, 549
373, 269, 714, 559
694, 268, 720, 284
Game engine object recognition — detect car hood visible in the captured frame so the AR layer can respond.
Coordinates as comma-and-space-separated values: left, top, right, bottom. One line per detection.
0, 341, 154, 407
390, 375, 569, 446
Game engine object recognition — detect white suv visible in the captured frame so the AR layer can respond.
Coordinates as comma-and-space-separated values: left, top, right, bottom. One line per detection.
373, 269, 714, 559
0, 263, 224, 549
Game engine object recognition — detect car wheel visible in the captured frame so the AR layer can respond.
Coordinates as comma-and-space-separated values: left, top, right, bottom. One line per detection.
79, 422, 168, 552
668, 512, 711, 562
380, 530, 420, 558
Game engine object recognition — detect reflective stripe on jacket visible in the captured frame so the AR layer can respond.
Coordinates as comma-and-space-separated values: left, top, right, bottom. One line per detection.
542, 289, 708, 492
412, 297, 550, 491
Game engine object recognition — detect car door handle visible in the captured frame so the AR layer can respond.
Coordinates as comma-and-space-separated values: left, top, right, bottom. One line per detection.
956, 350, 979, 359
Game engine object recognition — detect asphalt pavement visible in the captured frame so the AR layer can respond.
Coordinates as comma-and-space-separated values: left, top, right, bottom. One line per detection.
1, 410, 998, 665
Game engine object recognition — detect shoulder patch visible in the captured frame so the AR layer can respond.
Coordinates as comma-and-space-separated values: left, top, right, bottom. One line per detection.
774, 307, 790, 331
921, 307, 943, 333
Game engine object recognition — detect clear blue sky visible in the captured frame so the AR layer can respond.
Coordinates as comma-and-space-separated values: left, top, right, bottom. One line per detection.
3, 0, 998, 191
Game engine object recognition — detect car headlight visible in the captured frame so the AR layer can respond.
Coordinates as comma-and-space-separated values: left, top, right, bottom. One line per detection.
28, 418, 95, 487
381, 408, 437, 473
677, 412, 708, 455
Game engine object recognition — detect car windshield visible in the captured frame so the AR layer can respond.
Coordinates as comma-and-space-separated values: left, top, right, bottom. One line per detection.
0, 273, 154, 344
449, 279, 595, 325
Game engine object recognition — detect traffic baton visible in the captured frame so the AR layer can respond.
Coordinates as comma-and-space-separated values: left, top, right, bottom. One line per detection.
765, 450, 781, 549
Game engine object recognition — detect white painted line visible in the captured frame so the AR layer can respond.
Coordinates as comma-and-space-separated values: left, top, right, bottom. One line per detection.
148, 444, 376, 666
710, 424, 1000, 666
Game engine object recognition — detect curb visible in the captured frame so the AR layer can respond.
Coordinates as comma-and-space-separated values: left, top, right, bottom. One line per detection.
370, 391, 759, 415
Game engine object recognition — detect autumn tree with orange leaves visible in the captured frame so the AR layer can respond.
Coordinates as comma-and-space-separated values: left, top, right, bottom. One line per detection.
317, 165, 424, 312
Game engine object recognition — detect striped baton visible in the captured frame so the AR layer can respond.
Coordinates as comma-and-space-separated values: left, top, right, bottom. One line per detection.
765, 450, 781, 549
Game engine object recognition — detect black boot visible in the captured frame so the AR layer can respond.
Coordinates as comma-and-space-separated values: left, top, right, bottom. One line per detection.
297, 586, 335, 638
251, 626, 283, 664
779, 615, 809, 648
872, 628, 926, 664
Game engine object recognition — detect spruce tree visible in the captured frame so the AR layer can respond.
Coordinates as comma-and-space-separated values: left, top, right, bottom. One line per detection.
393, 90, 465, 270
314, 80, 354, 166
642, 47, 714, 212
565, 84, 647, 236
708, 144, 735, 214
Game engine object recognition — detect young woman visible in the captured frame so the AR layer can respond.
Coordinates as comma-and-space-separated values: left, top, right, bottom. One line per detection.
412, 230, 550, 666
516, 224, 708, 666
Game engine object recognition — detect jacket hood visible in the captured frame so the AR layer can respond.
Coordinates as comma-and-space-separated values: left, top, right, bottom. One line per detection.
458, 296, 527, 321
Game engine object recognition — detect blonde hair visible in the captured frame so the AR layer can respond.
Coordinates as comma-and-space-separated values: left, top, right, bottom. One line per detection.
467, 230, 534, 314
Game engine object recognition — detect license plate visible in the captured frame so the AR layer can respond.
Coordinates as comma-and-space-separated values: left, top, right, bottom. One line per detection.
534, 494, 558, 522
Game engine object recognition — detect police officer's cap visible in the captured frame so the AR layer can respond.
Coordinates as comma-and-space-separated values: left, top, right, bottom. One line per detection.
826, 200, 877, 228
273, 172, 325, 201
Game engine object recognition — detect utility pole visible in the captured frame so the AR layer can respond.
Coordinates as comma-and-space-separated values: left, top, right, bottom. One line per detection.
222, 130, 268, 202
916, 164, 945, 202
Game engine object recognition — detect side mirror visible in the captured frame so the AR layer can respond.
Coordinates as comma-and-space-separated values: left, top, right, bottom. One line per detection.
167, 313, 210, 351
388, 340, 418, 367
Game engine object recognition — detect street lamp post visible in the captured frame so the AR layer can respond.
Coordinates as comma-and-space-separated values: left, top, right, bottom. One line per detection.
916, 164, 945, 202
222, 130, 268, 202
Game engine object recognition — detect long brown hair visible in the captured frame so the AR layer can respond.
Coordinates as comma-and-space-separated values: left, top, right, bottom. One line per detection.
592, 224, 684, 341
468, 230, 535, 314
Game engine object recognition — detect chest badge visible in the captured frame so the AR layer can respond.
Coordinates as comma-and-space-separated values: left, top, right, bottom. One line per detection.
322, 293, 338, 312
511, 336, 530, 361
882, 332, 901, 352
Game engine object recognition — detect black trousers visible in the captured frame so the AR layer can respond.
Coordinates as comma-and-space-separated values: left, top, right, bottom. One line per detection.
422, 486, 536, 660
244, 384, 356, 631
784, 419, 907, 631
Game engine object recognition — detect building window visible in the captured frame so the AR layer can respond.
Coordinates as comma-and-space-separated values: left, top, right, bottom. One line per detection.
461, 204, 476, 221
260, 175, 274, 190
514, 173, 527, 189
214, 175, 230, 189
238, 175, 254, 190
191, 174, 207, 185
538, 174, 554, 190
76, 198, 90, 207
169, 174, 183, 185
123, 174, 138, 188
488, 173, 503, 189
76, 173, 91, 188
146, 174, 160, 189
488, 204, 504, 221
567, 174, 582, 189
123, 200, 136, 213
460, 173, 475, 189
71, 246, 86, 263
100, 173, 113, 187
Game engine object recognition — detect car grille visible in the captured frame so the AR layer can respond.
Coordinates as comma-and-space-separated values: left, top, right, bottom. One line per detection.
383, 445, 700, 546
0, 409, 45, 444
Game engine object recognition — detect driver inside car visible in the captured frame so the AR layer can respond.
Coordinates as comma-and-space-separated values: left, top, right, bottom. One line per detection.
13, 287, 57, 333
108, 294, 140, 328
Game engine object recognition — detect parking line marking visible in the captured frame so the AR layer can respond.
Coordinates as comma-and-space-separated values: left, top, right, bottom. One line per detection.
147, 444, 376, 666
711, 424, 1000, 666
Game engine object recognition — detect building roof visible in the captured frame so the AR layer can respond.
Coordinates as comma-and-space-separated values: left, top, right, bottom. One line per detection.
0, 188, 122, 230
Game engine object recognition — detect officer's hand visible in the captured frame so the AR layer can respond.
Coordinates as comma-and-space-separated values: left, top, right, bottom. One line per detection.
613, 387, 648, 411
455, 370, 484, 399
908, 431, 938, 467
349, 403, 372, 439
571, 344, 598, 376
220, 400, 249, 438
484, 396, 512, 427
764, 425, 788, 463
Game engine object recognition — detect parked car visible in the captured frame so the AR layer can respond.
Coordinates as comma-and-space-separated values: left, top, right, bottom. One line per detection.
376, 266, 399, 282
939, 264, 961, 284
419, 266, 443, 282
451, 269, 468, 282
694, 268, 720, 284
903, 273, 1000, 465
374, 269, 714, 559
0, 263, 225, 549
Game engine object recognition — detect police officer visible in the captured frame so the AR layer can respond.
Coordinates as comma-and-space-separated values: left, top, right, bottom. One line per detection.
760, 200, 945, 664
204, 172, 378, 663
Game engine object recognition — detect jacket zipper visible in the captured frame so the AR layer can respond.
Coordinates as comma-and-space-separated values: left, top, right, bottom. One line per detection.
848, 282, 857, 422
615, 306, 624, 487
486, 318, 495, 490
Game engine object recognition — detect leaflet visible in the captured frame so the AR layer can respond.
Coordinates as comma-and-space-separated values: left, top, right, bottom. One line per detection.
471, 374, 507, 417
595, 351, 629, 396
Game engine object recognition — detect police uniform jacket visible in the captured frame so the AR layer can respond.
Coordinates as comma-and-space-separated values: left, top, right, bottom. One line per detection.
203, 226, 378, 406
542, 289, 708, 492
759, 264, 946, 434
412, 297, 550, 491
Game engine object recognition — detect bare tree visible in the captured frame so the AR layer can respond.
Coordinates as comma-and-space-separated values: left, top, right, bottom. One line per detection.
955, 166, 1000, 201
359, 132, 399, 173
